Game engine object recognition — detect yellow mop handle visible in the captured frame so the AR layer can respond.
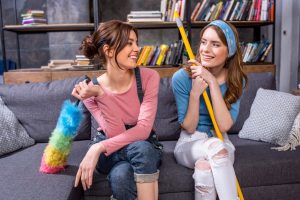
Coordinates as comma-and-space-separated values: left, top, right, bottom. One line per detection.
174, 12, 244, 200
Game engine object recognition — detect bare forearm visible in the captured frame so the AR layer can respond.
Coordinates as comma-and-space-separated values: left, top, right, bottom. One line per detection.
182, 92, 200, 133
209, 82, 233, 132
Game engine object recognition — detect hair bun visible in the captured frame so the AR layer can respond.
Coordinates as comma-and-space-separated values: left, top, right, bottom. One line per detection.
79, 35, 98, 59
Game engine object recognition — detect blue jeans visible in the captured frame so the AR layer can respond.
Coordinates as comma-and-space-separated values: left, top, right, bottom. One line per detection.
90, 131, 162, 200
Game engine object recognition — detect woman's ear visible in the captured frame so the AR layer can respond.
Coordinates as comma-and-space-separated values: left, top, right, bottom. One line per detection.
103, 44, 113, 58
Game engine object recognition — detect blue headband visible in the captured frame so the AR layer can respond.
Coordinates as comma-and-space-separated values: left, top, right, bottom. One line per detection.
208, 20, 237, 57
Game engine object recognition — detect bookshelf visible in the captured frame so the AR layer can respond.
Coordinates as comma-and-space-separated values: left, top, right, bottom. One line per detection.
0, 0, 101, 70
127, 0, 276, 72
1, 0, 276, 73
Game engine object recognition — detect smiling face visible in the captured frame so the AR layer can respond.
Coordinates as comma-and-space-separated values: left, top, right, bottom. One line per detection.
199, 27, 228, 70
115, 30, 139, 69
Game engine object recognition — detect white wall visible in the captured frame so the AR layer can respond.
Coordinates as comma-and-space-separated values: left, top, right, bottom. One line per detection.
278, 0, 300, 92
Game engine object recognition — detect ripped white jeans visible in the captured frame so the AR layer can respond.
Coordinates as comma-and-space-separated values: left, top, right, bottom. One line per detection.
174, 130, 239, 200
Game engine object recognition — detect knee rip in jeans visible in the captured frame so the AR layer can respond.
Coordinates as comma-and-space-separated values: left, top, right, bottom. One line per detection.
208, 141, 229, 166
195, 185, 214, 194
195, 159, 211, 171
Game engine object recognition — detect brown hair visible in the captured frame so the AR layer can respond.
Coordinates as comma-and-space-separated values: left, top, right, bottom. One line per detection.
79, 20, 138, 69
196, 21, 248, 109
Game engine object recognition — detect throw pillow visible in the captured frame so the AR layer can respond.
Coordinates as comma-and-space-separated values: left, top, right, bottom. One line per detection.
239, 88, 300, 148
0, 96, 35, 156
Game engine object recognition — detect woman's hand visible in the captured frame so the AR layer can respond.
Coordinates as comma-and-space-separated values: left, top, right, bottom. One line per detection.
72, 80, 103, 100
191, 76, 208, 98
74, 143, 105, 190
188, 60, 217, 86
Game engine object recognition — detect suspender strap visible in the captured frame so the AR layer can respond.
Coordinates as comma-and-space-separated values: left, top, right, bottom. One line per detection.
134, 67, 144, 104
92, 78, 99, 85
91, 68, 144, 104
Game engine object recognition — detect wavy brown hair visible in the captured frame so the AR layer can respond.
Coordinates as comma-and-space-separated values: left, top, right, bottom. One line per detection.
196, 21, 248, 109
79, 20, 138, 69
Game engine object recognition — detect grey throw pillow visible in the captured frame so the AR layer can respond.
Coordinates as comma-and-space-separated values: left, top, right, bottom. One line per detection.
0, 97, 35, 156
239, 88, 300, 147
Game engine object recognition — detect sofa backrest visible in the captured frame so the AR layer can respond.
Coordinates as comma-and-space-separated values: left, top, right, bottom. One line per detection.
0, 76, 91, 143
228, 72, 276, 134
154, 71, 276, 140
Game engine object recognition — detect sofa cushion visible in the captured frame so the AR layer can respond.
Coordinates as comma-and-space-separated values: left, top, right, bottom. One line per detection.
0, 76, 91, 142
154, 78, 181, 141
238, 88, 300, 146
0, 140, 89, 200
0, 97, 34, 156
229, 72, 276, 134
230, 134, 300, 187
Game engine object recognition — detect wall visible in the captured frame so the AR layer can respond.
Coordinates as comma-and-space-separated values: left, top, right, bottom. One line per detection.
279, 0, 300, 92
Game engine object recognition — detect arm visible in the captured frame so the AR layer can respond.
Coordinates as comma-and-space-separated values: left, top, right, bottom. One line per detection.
182, 77, 208, 133
189, 61, 238, 133
101, 70, 160, 155
172, 70, 208, 134
209, 82, 234, 132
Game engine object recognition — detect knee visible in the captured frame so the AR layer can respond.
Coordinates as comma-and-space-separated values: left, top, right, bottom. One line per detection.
195, 159, 211, 171
109, 164, 133, 186
205, 138, 230, 166
127, 141, 160, 172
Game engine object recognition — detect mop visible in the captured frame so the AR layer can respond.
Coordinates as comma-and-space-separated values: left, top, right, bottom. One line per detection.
174, 11, 244, 200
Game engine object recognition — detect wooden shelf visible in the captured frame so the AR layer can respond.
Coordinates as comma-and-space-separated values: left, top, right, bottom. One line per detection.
129, 22, 183, 29
3, 23, 94, 33
127, 21, 273, 29
3, 64, 275, 85
192, 21, 274, 28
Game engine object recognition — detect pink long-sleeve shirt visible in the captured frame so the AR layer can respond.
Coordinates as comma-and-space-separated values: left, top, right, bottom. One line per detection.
83, 68, 160, 156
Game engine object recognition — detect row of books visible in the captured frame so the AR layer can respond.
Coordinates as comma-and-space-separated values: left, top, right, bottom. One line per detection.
160, 0, 187, 21
241, 40, 272, 63
191, 0, 274, 22
137, 40, 186, 66
21, 10, 47, 25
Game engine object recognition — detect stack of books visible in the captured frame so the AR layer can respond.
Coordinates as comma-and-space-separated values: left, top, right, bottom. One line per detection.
73, 55, 95, 69
127, 11, 163, 22
21, 10, 47, 25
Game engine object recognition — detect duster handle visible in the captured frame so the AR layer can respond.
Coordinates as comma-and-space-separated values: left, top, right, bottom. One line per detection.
75, 75, 91, 107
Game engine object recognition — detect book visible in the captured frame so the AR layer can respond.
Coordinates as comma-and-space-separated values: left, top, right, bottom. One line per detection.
260, 43, 272, 61
191, 2, 201, 21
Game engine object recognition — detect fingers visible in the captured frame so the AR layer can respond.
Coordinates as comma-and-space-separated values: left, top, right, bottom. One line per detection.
74, 168, 82, 187
71, 87, 83, 100
188, 59, 201, 66
75, 166, 93, 190
88, 169, 93, 189
81, 168, 87, 191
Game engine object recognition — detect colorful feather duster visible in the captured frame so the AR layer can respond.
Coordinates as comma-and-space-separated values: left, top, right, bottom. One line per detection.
40, 100, 83, 174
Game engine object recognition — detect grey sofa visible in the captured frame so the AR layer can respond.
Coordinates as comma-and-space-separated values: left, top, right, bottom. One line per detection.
0, 71, 299, 200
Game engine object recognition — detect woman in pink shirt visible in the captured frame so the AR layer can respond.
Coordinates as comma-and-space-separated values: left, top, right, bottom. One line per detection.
72, 20, 162, 200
